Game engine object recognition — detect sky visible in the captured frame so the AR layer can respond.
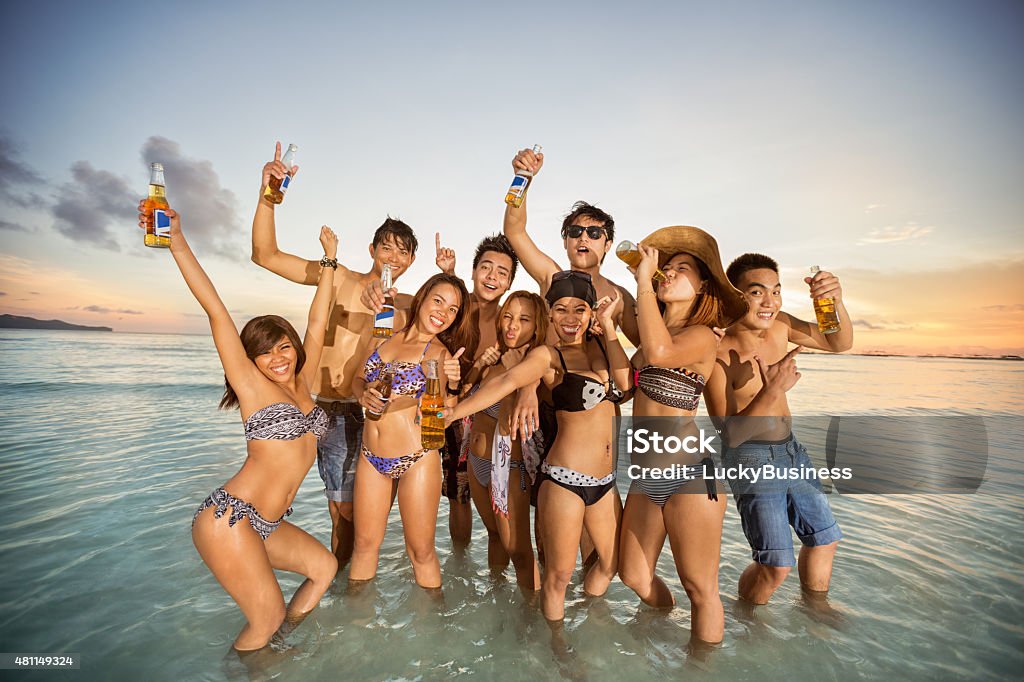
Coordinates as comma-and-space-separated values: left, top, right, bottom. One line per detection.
1, 0, 1022, 355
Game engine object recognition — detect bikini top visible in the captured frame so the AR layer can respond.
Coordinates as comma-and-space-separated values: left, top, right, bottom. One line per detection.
635, 365, 706, 411
363, 340, 432, 399
551, 338, 625, 412
244, 402, 329, 441
468, 384, 502, 420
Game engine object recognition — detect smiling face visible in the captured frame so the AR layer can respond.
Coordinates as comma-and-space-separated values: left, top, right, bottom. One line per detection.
254, 336, 299, 384
417, 282, 463, 334
472, 250, 514, 303
550, 296, 591, 342
736, 267, 782, 330
500, 296, 537, 349
368, 234, 415, 279
658, 253, 706, 304
564, 216, 612, 270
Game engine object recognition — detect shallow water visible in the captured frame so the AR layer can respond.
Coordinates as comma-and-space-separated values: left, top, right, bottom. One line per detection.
0, 331, 1022, 680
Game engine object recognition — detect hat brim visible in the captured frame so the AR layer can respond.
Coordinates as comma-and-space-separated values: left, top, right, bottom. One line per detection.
640, 226, 748, 327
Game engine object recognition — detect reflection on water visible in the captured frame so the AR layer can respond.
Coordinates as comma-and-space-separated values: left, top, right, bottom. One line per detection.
0, 331, 1022, 680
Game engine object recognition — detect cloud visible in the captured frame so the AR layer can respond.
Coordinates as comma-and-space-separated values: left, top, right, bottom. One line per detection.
141, 136, 243, 259
981, 304, 1024, 312
81, 304, 144, 315
852, 318, 913, 331
0, 134, 47, 209
0, 219, 30, 232
858, 223, 933, 245
51, 161, 137, 251
863, 203, 884, 214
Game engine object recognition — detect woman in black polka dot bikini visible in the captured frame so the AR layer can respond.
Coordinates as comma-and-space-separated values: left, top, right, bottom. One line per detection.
445, 271, 632, 621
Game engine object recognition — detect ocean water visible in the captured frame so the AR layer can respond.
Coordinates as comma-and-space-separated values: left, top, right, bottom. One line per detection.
0, 330, 1022, 681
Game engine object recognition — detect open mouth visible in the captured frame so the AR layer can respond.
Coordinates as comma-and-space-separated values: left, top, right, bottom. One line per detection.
268, 363, 290, 376
428, 314, 446, 329
482, 282, 498, 292
575, 246, 590, 255
756, 311, 776, 321
560, 324, 582, 336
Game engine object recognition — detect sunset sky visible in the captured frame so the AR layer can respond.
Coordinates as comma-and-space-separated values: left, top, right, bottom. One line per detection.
1, 1, 1022, 355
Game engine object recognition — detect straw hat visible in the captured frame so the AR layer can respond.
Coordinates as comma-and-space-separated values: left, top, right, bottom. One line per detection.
640, 225, 748, 326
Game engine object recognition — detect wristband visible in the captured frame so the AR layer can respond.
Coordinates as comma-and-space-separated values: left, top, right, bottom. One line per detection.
637, 289, 656, 298
446, 383, 461, 396
320, 256, 338, 270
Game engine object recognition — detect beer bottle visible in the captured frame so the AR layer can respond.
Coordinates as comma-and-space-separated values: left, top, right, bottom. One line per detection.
143, 163, 171, 248
420, 359, 445, 450
365, 368, 395, 421
504, 144, 542, 208
372, 264, 395, 338
615, 241, 667, 282
263, 143, 298, 205
810, 265, 841, 334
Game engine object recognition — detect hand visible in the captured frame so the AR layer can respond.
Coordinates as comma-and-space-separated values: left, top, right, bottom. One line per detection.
805, 270, 842, 302
755, 346, 803, 395
359, 385, 387, 414
262, 141, 298, 194
500, 345, 525, 370
441, 407, 456, 428
636, 243, 661, 283
435, 232, 456, 274
512, 147, 544, 176
475, 343, 502, 371
593, 290, 622, 337
360, 279, 396, 313
137, 201, 181, 239
319, 226, 338, 259
510, 386, 539, 441
444, 347, 466, 387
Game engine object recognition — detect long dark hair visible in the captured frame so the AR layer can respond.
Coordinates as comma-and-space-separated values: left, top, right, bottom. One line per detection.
401, 273, 474, 371
219, 315, 305, 410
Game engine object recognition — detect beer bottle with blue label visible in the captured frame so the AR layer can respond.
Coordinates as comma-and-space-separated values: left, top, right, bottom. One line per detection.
143, 163, 171, 248
372, 264, 395, 338
504, 144, 542, 208
263, 143, 298, 205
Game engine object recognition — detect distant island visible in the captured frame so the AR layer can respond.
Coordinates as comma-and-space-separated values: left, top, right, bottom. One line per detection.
0, 314, 113, 332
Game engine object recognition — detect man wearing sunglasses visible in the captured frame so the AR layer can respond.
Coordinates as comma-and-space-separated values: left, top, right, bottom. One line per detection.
502, 147, 640, 346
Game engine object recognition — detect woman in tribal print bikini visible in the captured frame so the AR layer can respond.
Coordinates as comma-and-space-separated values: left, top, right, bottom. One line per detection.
350, 273, 473, 588
144, 201, 339, 651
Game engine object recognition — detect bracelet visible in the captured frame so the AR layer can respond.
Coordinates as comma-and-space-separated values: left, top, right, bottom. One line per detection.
637, 289, 656, 298
320, 256, 338, 270
446, 383, 461, 396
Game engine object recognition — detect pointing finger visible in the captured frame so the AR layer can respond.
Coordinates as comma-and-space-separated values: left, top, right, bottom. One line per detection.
274, 141, 281, 161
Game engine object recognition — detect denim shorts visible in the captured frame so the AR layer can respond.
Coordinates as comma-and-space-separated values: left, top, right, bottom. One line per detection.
723, 435, 842, 567
315, 399, 363, 503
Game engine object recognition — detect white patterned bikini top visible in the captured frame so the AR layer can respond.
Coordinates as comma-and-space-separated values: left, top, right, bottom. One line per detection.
243, 402, 330, 441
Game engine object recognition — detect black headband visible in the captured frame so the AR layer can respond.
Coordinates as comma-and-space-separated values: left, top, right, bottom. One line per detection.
545, 271, 596, 308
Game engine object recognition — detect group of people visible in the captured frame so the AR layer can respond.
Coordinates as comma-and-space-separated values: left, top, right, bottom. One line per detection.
145, 144, 853, 652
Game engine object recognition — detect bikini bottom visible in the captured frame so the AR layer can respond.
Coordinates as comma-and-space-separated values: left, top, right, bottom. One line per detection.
192, 487, 291, 541
362, 444, 428, 479
539, 462, 617, 507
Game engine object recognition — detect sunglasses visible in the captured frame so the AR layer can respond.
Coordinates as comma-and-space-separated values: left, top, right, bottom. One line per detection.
563, 224, 607, 240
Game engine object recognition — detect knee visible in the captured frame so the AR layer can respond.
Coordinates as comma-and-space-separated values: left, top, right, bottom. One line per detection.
352, 532, 381, 555
407, 543, 437, 566
545, 567, 574, 591
760, 564, 792, 588
338, 502, 354, 523
314, 552, 339, 583
680, 576, 720, 607
619, 563, 652, 593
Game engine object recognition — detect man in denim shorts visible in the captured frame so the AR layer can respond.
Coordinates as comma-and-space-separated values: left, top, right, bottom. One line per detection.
705, 253, 853, 604
251, 145, 419, 572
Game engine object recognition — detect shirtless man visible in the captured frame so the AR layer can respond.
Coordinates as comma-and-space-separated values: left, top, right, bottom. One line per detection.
250, 143, 418, 572
366, 232, 519, 545
704, 253, 852, 604
502, 147, 639, 348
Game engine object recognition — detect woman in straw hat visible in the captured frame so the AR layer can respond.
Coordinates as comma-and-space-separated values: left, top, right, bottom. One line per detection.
617, 226, 747, 646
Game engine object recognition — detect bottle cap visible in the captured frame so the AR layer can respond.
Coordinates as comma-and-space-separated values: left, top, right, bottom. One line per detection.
151, 162, 164, 171
532, 144, 542, 153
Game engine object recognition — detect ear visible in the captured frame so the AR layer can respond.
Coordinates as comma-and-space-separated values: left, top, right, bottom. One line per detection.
602, 240, 612, 255
367, 243, 375, 259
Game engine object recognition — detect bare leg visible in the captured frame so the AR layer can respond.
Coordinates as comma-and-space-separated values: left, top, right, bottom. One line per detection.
448, 498, 473, 546
349, 453, 397, 582
738, 563, 791, 605
468, 459, 511, 570
664, 492, 727, 643
581, 486, 620, 598
192, 509, 285, 651
327, 500, 354, 571
798, 541, 838, 592
538, 481, 586, 621
264, 521, 338, 638
398, 450, 443, 588
495, 464, 540, 590
618, 492, 674, 608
